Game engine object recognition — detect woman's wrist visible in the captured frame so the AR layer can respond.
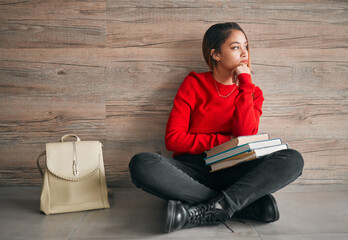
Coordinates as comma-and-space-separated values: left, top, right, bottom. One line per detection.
237, 73, 254, 90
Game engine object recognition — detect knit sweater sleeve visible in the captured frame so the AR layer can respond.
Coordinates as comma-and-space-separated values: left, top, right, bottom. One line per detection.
231, 73, 264, 137
165, 75, 231, 155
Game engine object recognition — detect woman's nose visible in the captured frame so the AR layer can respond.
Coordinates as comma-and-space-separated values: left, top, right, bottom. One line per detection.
241, 48, 247, 57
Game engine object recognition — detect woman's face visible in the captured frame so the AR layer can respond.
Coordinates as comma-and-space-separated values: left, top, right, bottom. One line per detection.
214, 30, 248, 71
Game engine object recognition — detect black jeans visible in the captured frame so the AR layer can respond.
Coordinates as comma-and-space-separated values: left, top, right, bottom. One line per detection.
129, 149, 304, 217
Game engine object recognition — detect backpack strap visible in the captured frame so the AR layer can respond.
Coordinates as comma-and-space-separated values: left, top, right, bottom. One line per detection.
36, 151, 46, 177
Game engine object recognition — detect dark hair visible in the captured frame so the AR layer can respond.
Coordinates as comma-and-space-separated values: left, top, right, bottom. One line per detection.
202, 22, 250, 70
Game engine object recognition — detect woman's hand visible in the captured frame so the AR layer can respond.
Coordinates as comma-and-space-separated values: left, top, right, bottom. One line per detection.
232, 64, 251, 85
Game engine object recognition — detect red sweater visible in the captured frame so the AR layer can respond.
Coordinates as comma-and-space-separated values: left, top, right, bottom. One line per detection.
165, 71, 264, 156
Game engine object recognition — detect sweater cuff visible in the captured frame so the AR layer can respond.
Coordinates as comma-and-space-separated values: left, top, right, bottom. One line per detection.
238, 73, 255, 91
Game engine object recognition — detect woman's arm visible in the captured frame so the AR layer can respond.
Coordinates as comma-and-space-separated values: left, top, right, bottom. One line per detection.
231, 73, 264, 137
165, 76, 231, 155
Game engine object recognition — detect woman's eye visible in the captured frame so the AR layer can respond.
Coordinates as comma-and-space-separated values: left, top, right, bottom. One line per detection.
231, 45, 248, 50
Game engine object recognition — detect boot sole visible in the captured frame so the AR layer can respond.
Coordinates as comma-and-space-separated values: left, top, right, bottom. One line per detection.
164, 200, 176, 233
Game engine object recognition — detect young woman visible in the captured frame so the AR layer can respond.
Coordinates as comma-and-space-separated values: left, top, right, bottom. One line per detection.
129, 22, 304, 233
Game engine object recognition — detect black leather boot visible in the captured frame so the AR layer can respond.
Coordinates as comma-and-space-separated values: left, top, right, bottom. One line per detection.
232, 194, 279, 222
164, 200, 231, 233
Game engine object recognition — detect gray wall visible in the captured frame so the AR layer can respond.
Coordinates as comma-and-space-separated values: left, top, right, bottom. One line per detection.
0, 0, 347, 186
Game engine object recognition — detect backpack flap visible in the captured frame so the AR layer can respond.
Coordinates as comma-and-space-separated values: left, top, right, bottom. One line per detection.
46, 141, 102, 181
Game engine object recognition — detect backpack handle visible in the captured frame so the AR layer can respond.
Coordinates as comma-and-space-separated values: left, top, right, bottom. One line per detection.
61, 134, 81, 142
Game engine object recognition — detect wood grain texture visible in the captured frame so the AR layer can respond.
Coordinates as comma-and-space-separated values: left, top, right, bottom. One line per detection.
0, 0, 106, 48
0, 51, 106, 175
106, 0, 348, 48
0, 0, 347, 186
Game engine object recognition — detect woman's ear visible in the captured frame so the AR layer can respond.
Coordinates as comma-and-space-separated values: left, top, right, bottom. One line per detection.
210, 49, 220, 61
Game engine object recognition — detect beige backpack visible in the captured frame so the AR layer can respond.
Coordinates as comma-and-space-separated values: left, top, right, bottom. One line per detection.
37, 134, 110, 215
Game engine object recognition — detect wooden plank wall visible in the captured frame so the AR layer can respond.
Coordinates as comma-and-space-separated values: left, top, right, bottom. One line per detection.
0, 0, 347, 186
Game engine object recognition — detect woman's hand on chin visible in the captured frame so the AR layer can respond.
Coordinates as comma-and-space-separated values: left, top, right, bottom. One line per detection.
232, 64, 250, 85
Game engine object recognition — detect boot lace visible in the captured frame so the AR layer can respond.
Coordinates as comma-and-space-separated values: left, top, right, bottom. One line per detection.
187, 202, 234, 232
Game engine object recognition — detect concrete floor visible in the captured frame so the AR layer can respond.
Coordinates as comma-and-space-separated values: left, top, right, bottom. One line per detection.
0, 185, 348, 240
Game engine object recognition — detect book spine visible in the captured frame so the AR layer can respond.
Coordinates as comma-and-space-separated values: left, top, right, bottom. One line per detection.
205, 138, 281, 160
205, 149, 251, 165
210, 152, 257, 172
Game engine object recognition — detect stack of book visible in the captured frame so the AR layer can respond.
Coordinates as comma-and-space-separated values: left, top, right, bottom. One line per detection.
204, 133, 288, 172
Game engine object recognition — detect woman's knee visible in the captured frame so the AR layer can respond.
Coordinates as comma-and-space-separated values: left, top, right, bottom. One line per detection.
129, 152, 159, 179
278, 149, 304, 175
